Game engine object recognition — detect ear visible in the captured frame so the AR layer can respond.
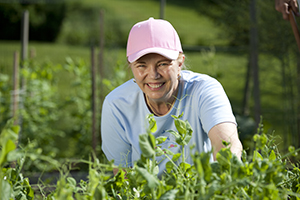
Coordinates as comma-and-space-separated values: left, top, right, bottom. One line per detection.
178, 54, 185, 68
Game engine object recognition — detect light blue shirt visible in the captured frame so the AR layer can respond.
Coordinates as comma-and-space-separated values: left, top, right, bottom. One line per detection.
101, 70, 236, 175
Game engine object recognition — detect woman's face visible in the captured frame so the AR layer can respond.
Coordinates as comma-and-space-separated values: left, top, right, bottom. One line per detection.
130, 53, 183, 103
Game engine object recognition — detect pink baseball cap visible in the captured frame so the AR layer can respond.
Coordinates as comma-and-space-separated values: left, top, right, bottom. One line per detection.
126, 17, 183, 63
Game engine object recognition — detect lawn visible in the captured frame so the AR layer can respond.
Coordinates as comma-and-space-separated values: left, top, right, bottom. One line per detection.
84, 0, 228, 46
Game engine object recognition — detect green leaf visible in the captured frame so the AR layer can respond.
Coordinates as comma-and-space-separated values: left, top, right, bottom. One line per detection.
149, 133, 156, 149
7, 150, 23, 162
167, 130, 180, 140
222, 140, 231, 147
216, 148, 232, 169
147, 114, 157, 133
163, 149, 174, 156
288, 145, 295, 153
67, 177, 76, 187
182, 121, 193, 145
23, 178, 35, 198
172, 153, 181, 162
159, 189, 179, 200
194, 156, 204, 178
253, 150, 263, 161
183, 135, 192, 146
175, 138, 185, 146
136, 167, 159, 189
0, 120, 19, 166
171, 112, 183, 120
178, 112, 184, 118
269, 150, 276, 161
156, 136, 167, 145
139, 134, 156, 158
288, 146, 298, 156
0, 139, 16, 166
179, 162, 191, 172
0, 179, 12, 200
167, 130, 185, 146
166, 161, 174, 173
11, 125, 20, 135
155, 147, 164, 157
174, 119, 187, 136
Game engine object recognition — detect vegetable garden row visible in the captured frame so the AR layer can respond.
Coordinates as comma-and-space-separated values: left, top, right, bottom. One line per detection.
1, 112, 300, 199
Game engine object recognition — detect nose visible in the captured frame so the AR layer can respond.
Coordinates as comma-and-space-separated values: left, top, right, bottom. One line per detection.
148, 65, 160, 79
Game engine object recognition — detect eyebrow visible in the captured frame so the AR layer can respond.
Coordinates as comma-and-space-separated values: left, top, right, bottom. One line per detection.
158, 59, 172, 63
135, 61, 146, 64
135, 59, 172, 64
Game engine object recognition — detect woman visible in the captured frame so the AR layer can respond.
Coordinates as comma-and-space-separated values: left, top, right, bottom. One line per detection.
101, 17, 243, 176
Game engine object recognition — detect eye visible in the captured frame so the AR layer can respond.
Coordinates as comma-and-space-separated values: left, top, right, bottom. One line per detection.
158, 61, 171, 67
137, 64, 146, 68
134, 63, 146, 68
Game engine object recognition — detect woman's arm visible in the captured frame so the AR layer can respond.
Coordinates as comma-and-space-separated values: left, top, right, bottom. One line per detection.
208, 122, 243, 160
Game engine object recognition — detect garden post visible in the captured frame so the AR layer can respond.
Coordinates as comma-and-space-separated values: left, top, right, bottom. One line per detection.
160, 0, 166, 19
98, 9, 105, 146
288, 8, 300, 148
250, 0, 261, 127
91, 45, 97, 154
12, 51, 19, 126
19, 9, 29, 139
21, 10, 29, 63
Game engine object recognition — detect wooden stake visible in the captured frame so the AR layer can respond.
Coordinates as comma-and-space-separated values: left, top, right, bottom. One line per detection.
160, 0, 166, 19
12, 51, 19, 125
91, 45, 97, 154
289, 10, 300, 52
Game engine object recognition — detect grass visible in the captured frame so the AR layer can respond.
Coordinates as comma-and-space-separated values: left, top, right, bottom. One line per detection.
83, 0, 227, 46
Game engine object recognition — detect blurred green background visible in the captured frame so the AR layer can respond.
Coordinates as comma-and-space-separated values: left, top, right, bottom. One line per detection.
0, 0, 299, 171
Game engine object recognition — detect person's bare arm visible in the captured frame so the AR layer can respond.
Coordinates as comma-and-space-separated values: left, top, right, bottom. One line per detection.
208, 122, 243, 160
275, 0, 299, 20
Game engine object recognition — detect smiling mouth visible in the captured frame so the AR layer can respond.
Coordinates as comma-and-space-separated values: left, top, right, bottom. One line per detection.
147, 83, 164, 89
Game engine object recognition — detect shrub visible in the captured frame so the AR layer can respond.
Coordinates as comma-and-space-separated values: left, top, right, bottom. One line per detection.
0, 2, 66, 41
1, 114, 299, 199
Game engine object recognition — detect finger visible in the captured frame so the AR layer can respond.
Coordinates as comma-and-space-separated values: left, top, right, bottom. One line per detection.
275, 0, 283, 12
282, 3, 291, 20
290, 0, 300, 16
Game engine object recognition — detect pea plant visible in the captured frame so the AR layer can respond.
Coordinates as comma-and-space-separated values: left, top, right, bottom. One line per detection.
1, 114, 300, 200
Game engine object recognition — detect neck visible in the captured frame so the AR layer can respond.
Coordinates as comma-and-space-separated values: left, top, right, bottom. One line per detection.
146, 96, 175, 116
145, 85, 179, 116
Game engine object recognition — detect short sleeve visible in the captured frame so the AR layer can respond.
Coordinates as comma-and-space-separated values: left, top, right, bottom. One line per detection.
198, 78, 236, 133
101, 98, 132, 167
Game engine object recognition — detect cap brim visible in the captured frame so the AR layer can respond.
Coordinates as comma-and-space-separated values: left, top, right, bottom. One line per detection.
127, 47, 180, 63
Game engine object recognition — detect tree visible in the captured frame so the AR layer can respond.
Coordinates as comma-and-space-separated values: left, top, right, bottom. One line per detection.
0, 2, 66, 41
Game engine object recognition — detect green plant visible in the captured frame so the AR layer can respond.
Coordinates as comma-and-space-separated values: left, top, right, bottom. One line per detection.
0, 73, 11, 129
1, 114, 300, 199
0, 58, 95, 171
0, 119, 34, 200
95, 114, 300, 199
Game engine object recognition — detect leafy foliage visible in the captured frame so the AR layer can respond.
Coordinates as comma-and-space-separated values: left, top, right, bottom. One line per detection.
0, 2, 66, 41
0, 58, 96, 171
1, 114, 300, 200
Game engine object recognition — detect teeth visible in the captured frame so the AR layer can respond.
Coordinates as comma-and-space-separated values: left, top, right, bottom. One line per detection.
148, 83, 163, 88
